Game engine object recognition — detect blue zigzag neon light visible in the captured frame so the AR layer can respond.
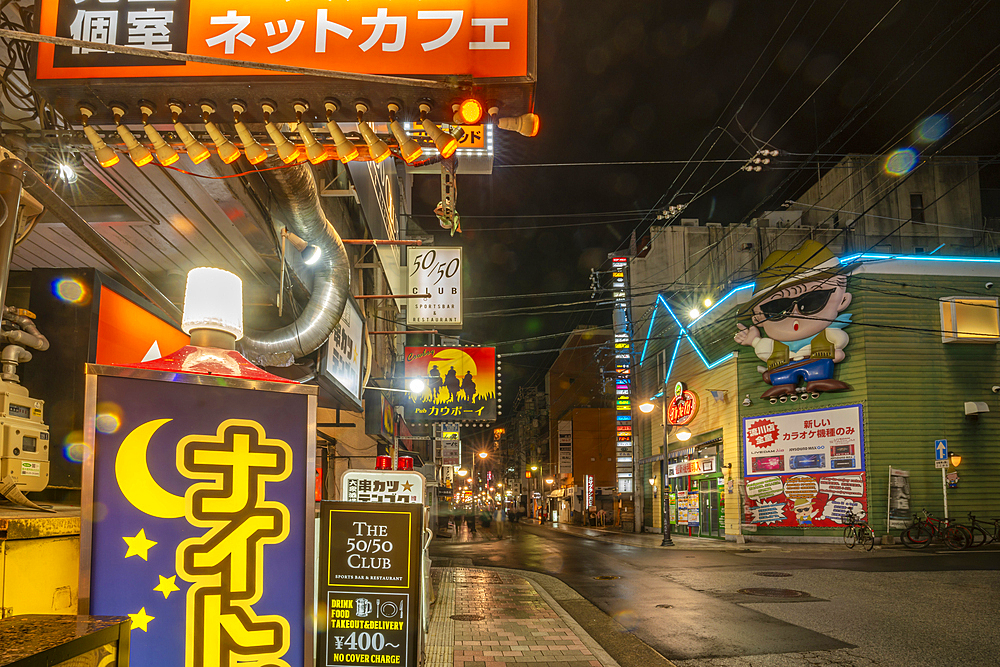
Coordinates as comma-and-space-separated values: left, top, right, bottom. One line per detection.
640, 252, 998, 388
639, 285, 753, 386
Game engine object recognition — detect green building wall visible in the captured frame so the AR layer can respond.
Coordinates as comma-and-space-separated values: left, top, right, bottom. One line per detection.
641, 270, 1000, 540
737, 271, 1000, 537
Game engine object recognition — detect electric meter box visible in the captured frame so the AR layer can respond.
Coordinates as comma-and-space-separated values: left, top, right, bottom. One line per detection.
0, 383, 49, 493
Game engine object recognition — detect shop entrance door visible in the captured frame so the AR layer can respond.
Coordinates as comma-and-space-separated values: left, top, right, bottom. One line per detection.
699, 478, 721, 537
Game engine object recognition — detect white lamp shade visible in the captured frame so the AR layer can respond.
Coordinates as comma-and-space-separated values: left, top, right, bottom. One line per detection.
182, 267, 244, 339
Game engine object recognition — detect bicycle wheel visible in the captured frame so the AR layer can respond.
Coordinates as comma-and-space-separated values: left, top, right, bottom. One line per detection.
844, 525, 857, 548
902, 524, 933, 548
859, 524, 875, 551
944, 525, 971, 550
969, 524, 990, 548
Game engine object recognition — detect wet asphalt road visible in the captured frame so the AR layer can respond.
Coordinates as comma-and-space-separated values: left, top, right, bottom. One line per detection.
430, 520, 1000, 666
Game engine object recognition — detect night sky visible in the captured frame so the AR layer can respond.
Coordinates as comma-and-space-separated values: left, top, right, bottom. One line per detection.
407, 1, 1000, 417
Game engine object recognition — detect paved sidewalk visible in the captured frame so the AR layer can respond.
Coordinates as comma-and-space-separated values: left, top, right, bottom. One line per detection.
426, 567, 623, 667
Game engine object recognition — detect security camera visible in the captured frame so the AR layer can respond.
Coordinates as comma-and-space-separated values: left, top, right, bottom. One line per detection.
992, 385, 1000, 393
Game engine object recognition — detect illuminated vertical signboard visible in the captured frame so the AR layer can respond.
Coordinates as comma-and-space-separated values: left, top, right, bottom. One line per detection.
81, 365, 317, 667
557, 420, 572, 476
318, 296, 367, 411
611, 257, 633, 494
317, 501, 423, 667
436, 423, 461, 467
406, 247, 463, 328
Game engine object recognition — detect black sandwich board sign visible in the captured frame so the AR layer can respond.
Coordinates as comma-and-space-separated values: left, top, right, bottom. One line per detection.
317, 501, 423, 667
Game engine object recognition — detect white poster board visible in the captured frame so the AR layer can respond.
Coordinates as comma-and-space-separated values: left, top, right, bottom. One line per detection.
743, 404, 864, 476
406, 247, 463, 327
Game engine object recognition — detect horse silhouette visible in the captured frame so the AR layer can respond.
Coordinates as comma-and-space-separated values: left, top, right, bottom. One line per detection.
443, 367, 460, 401
461, 371, 476, 401
428, 365, 443, 400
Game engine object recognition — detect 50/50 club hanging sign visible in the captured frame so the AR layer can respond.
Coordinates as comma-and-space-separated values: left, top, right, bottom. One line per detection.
407, 247, 462, 328
36, 0, 531, 79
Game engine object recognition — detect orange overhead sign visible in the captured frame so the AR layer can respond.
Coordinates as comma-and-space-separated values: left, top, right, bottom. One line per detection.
36, 0, 531, 80
95, 286, 189, 366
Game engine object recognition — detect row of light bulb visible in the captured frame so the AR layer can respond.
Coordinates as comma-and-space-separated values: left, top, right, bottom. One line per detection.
79, 98, 540, 170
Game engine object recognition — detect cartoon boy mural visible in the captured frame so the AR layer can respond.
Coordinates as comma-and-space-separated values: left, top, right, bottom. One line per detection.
734, 240, 858, 399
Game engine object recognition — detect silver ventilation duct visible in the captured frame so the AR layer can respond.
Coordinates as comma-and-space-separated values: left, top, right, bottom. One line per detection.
238, 158, 350, 367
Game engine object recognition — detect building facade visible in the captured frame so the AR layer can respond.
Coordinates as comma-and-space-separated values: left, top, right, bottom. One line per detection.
545, 328, 616, 522
637, 253, 1000, 541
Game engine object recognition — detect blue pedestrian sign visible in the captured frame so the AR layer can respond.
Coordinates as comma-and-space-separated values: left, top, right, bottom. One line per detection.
935, 439, 948, 469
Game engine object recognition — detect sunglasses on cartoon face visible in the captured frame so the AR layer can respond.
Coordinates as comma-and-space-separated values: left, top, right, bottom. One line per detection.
757, 289, 835, 321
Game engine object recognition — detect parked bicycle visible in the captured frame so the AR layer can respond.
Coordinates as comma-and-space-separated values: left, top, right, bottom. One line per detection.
842, 510, 875, 551
900, 509, 971, 550
966, 513, 1000, 548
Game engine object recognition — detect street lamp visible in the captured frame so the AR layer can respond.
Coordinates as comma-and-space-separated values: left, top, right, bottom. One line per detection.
471, 451, 488, 501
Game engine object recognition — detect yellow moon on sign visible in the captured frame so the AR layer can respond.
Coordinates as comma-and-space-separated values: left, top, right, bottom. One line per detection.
429, 348, 478, 376
114, 418, 185, 519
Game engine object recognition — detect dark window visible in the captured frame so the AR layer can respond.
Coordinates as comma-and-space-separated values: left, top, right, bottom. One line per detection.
910, 193, 925, 222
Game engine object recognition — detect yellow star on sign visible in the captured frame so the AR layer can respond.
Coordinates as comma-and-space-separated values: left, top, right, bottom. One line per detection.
128, 607, 155, 632
154, 574, 180, 599
402, 481, 413, 492
123, 529, 157, 561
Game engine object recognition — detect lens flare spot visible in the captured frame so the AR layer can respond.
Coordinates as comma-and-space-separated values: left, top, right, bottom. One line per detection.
63, 439, 87, 463
53, 277, 90, 304
91, 501, 109, 523
95, 402, 123, 434
95, 413, 121, 434
913, 114, 950, 143
884, 148, 918, 176
62, 431, 87, 463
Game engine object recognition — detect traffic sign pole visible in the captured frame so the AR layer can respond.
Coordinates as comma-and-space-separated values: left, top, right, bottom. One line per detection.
942, 467, 948, 520
935, 439, 949, 518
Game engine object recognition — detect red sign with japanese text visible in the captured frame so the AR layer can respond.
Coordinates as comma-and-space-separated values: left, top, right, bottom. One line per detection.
404, 346, 496, 422
36, 0, 531, 80
666, 389, 699, 426
742, 405, 867, 529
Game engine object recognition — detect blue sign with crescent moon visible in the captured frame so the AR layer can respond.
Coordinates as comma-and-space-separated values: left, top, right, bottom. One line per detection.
85, 372, 312, 667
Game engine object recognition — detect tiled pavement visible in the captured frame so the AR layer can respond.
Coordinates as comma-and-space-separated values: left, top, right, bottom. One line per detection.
426, 567, 621, 667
